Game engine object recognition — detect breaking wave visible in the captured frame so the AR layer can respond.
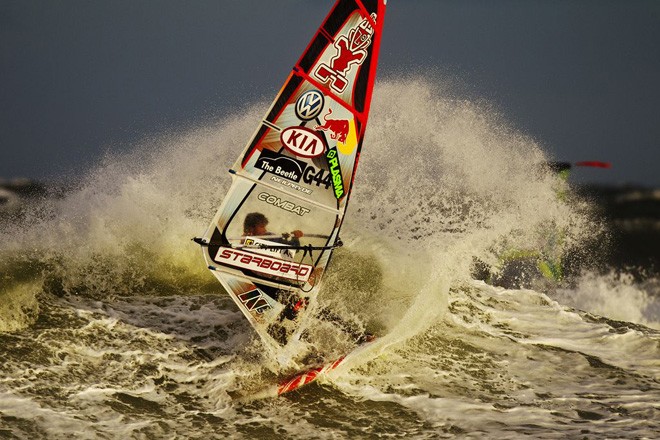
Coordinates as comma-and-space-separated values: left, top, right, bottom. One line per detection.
1, 75, 658, 438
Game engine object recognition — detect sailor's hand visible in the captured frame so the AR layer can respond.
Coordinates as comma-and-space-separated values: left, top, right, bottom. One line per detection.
291, 230, 304, 238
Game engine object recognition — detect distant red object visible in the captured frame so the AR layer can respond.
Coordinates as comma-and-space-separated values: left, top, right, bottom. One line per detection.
575, 161, 612, 169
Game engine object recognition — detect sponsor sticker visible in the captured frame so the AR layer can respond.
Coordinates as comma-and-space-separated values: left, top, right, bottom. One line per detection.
258, 192, 310, 216
313, 14, 376, 93
237, 289, 272, 314
280, 126, 325, 158
295, 90, 325, 121
255, 149, 339, 195
256, 149, 305, 183
326, 147, 344, 199
216, 247, 312, 282
315, 109, 349, 144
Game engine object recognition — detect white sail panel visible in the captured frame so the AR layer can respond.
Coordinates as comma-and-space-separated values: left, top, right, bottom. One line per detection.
196, 0, 386, 350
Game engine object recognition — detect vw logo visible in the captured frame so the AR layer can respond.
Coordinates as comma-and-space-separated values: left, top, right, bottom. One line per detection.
295, 90, 324, 121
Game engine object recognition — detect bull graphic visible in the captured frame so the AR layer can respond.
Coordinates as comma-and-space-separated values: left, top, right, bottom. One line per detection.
314, 109, 349, 144
313, 14, 376, 93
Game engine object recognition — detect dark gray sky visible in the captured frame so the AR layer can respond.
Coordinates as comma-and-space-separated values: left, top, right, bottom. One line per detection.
2, 0, 659, 186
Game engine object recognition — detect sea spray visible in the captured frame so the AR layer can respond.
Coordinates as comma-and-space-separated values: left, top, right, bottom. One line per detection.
554, 270, 660, 329
0, 281, 40, 332
1, 75, 659, 438
366, 77, 594, 245
0, 74, 604, 340
0, 113, 263, 307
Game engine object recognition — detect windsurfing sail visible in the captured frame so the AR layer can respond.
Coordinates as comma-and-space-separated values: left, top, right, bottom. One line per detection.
546, 161, 613, 173
195, 0, 387, 354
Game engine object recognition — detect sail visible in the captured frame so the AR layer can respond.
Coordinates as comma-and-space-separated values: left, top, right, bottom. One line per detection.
196, 0, 386, 352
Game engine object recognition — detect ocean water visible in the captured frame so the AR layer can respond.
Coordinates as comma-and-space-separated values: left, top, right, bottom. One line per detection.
1, 78, 658, 439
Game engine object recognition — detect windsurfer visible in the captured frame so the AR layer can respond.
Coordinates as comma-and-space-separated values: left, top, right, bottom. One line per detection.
242, 212, 304, 246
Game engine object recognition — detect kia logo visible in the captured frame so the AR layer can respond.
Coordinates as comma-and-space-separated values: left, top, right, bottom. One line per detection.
280, 126, 325, 158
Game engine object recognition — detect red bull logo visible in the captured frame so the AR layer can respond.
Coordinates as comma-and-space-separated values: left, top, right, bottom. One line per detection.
315, 109, 349, 143
314, 14, 376, 93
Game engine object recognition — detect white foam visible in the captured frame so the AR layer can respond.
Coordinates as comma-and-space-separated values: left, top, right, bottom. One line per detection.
554, 271, 659, 329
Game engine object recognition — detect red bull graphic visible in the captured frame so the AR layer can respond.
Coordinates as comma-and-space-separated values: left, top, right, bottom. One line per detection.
315, 109, 349, 143
313, 14, 376, 93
